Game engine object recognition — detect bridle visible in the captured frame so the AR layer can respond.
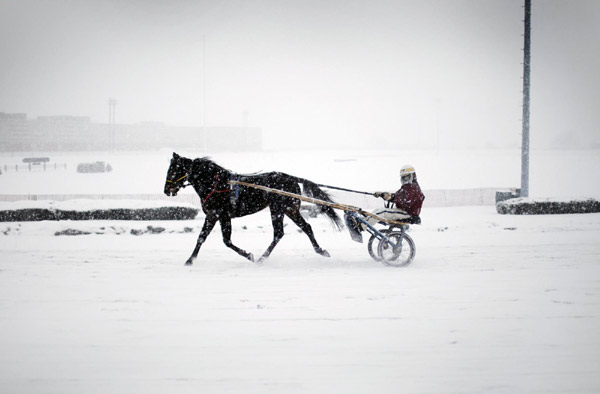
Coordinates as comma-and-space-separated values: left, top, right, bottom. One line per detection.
166, 160, 193, 190
166, 174, 189, 186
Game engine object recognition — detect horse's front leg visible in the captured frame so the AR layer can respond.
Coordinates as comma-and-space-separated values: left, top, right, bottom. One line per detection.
186, 215, 217, 265
219, 216, 254, 262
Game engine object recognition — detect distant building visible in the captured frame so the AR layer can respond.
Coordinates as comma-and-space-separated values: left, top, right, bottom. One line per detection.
0, 112, 262, 152
32, 115, 92, 151
0, 112, 28, 151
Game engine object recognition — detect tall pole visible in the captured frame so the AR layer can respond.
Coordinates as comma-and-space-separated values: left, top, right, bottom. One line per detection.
243, 110, 249, 150
108, 98, 117, 151
202, 35, 207, 153
108, 99, 111, 150
521, 0, 531, 197
434, 98, 441, 156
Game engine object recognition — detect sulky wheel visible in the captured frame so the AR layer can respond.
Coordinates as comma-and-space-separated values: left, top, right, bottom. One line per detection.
367, 229, 390, 261
376, 231, 416, 267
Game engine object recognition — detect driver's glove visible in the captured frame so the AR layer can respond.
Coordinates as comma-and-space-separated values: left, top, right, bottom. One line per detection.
375, 192, 392, 201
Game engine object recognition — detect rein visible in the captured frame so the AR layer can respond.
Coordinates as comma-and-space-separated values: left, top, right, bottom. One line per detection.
315, 183, 376, 196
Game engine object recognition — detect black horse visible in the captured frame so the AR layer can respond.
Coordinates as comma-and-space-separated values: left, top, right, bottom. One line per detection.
164, 153, 343, 265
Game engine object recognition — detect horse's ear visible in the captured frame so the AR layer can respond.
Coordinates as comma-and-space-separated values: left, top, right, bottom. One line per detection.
173, 152, 179, 160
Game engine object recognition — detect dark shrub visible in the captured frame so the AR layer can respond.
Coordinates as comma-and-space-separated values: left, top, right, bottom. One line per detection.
497, 198, 600, 215
0, 205, 198, 222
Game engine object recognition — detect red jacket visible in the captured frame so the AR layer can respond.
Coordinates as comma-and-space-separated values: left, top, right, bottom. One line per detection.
394, 181, 425, 216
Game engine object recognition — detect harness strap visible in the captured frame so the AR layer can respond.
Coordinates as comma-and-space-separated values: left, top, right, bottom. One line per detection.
202, 173, 230, 205
166, 174, 188, 184
232, 175, 241, 198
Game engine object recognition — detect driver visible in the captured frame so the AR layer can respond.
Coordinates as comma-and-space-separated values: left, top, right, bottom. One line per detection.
370, 164, 425, 224
345, 164, 425, 242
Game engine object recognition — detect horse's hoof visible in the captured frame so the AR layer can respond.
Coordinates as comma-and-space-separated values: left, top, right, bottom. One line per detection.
247, 253, 255, 262
317, 249, 331, 258
185, 259, 194, 266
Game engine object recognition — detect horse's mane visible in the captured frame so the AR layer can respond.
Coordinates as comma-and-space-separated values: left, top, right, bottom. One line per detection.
193, 156, 224, 170
194, 156, 262, 177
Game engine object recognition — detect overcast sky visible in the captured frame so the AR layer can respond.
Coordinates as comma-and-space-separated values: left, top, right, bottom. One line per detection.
1, 0, 599, 150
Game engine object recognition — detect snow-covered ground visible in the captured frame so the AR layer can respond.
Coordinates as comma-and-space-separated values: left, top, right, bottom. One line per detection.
1, 148, 600, 393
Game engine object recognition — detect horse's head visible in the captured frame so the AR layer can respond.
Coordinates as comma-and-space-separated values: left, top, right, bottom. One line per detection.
164, 152, 191, 196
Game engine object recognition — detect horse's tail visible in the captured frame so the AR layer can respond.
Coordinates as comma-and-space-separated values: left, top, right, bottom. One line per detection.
300, 179, 344, 231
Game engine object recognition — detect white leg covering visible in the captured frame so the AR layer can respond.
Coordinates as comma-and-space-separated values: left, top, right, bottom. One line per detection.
365, 208, 410, 227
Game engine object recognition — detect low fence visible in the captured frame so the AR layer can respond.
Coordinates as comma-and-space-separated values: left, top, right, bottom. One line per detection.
1, 163, 67, 172
0, 188, 500, 208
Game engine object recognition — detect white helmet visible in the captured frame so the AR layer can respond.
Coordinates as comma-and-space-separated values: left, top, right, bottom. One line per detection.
400, 164, 416, 185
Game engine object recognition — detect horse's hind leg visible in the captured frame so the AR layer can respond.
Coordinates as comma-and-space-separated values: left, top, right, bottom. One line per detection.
285, 207, 330, 258
258, 209, 285, 262
219, 216, 254, 262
